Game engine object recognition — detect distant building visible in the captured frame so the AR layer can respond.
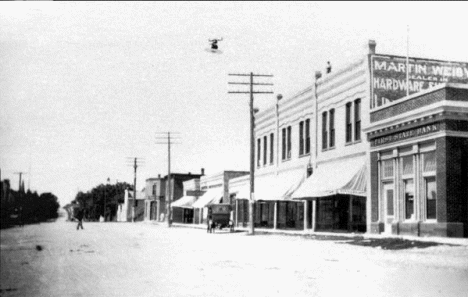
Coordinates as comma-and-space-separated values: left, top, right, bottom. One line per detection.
192, 170, 249, 225
171, 178, 205, 224
117, 189, 145, 222
144, 169, 205, 222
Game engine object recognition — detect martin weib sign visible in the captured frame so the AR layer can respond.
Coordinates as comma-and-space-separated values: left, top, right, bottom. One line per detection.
371, 55, 468, 108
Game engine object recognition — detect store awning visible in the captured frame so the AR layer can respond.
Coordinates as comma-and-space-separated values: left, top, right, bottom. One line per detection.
292, 157, 367, 199
171, 196, 197, 209
192, 188, 223, 208
255, 170, 307, 201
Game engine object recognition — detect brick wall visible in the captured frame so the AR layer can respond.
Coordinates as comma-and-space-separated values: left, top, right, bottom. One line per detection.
445, 137, 468, 224
370, 152, 379, 222
370, 87, 468, 123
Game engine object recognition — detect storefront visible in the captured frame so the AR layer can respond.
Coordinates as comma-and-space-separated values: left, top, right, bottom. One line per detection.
367, 84, 468, 238
292, 156, 367, 233
171, 195, 197, 224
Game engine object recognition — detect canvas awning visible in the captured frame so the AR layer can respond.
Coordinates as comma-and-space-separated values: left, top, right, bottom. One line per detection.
229, 181, 250, 200
171, 196, 197, 209
254, 170, 307, 201
192, 188, 223, 208
292, 157, 367, 199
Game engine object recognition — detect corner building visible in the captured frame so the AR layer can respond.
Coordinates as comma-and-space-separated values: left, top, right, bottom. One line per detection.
366, 84, 468, 237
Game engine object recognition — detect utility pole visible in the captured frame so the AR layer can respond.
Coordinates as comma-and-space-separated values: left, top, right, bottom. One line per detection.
155, 132, 181, 228
228, 72, 274, 235
126, 157, 145, 222
14, 172, 27, 192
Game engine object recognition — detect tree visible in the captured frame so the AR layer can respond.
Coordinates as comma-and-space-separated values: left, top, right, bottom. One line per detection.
73, 182, 132, 221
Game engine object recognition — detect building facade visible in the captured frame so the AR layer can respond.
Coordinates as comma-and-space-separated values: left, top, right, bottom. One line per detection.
366, 84, 468, 237
252, 40, 467, 237
193, 170, 249, 225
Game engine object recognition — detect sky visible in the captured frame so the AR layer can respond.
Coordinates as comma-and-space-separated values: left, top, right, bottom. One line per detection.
1, 2, 467, 206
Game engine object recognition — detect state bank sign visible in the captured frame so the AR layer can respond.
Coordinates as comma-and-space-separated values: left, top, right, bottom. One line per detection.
371, 55, 468, 108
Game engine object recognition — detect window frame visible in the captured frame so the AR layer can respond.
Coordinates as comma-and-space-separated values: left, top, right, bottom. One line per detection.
345, 102, 352, 143
354, 99, 361, 141
329, 108, 335, 148
322, 111, 328, 150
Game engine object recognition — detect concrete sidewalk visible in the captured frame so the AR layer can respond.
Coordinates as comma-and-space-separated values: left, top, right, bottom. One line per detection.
146, 220, 468, 246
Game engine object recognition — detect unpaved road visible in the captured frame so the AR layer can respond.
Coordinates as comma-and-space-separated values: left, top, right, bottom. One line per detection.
1, 218, 468, 297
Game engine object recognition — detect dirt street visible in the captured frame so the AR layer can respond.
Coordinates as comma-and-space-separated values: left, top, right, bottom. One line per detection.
1, 217, 468, 297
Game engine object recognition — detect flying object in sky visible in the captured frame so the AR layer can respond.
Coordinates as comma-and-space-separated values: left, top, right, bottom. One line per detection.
206, 37, 223, 54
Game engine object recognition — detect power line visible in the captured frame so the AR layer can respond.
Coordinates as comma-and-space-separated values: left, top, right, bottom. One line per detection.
228, 72, 274, 236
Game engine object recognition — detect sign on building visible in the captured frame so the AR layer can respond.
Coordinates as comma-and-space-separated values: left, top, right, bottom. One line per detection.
371, 55, 468, 108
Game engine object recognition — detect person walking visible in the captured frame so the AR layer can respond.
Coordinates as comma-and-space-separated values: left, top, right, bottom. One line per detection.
76, 207, 84, 230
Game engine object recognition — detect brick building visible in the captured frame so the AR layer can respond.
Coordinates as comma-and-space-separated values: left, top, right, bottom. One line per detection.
366, 84, 468, 237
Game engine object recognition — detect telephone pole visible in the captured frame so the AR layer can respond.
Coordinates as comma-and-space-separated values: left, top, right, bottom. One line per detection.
14, 172, 27, 192
228, 72, 274, 235
126, 157, 145, 222
155, 132, 181, 228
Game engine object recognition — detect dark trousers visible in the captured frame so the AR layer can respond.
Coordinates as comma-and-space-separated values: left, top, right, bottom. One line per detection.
77, 219, 84, 230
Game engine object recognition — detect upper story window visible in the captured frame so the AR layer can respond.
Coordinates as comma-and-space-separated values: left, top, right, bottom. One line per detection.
322, 111, 328, 150
282, 128, 286, 160
345, 102, 352, 143
329, 109, 335, 148
152, 184, 157, 195
287, 126, 292, 159
298, 119, 311, 156
270, 133, 274, 164
305, 119, 310, 154
282, 126, 292, 160
257, 138, 261, 167
263, 135, 267, 165
354, 99, 361, 141
299, 121, 304, 156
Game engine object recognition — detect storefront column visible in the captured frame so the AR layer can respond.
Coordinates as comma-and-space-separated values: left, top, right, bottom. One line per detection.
303, 200, 308, 231
348, 196, 354, 231
273, 202, 278, 229
156, 199, 160, 221
312, 199, 317, 232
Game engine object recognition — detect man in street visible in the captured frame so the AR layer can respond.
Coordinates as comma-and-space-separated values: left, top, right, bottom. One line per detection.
76, 206, 84, 230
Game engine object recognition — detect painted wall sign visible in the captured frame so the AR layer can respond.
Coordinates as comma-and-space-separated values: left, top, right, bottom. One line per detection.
371, 123, 440, 147
371, 55, 468, 108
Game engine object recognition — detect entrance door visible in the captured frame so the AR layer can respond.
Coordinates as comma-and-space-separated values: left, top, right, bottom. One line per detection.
383, 183, 395, 233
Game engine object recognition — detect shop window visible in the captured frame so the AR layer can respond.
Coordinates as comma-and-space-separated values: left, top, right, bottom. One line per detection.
305, 119, 311, 154
329, 109, 335, 148
382, 159, 394, 178
322, 112, 328, 150
423, 151, 436, 172
345, 102, 352, 143
354, 99, 361, 141
263, 135, 267, 165
404, 179, 414, 220
270, 133, 274, 164
426, 177, 437, 220
386, 188, 394, 216
402, 155, 414, 175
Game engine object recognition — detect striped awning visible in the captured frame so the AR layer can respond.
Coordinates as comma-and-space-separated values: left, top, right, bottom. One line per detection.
192, 188, 223, 208
171, 196, 197, 209
292, 157, 367, 199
